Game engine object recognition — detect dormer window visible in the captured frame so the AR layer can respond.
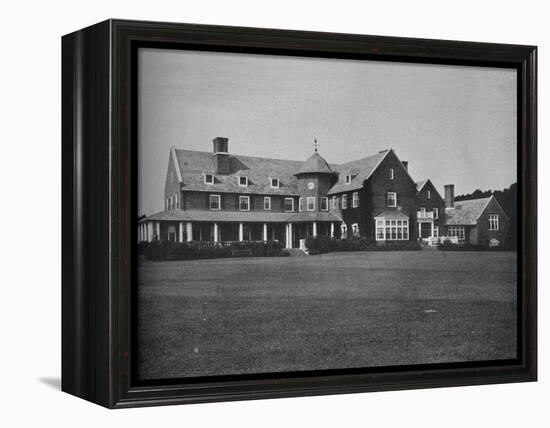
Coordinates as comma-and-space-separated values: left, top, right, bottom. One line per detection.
238, 176, 248, 187
345, 174, 352, 184
270, 178, 280, 188
204, 174, 214, 185
389, 168, 394, 180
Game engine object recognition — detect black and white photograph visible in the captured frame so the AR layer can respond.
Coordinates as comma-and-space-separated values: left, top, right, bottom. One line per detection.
136, 48, 518, 381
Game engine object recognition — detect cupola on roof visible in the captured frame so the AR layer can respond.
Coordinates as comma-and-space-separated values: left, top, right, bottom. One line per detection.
296, 152, 336, 175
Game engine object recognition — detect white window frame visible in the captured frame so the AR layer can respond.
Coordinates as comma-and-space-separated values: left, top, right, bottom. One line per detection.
264, 196, 271, 211
298, 197, 303, 212
389, 168, 394, 180
320, 197, 328, 211
174, 194, 178, 210
375, 218, 409, 241
352, 192, 359, 208
332, 196, 338, 210
386, 192, 397, 207
427, 189, 431, 199
239, 195, 250, 211
204, 174, 214, 185
489, 214, 499, 231
307, 196, 316, 211
342, 194, 348, 210
209, 194, 221, 211
433, 207, 439, 219
270, 178, 279, 188
447, 226, 465, 240
433, 226, 439, 238
284, 197, 294, 212
238, 176, 248, 187
345, 174, 352, 184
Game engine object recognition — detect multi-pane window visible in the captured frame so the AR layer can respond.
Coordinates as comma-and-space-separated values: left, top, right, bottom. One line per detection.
489, 214, 499, 230
209, 194, 221, 210
204, 174, 214, 184
238, 176, 248, 187
345, 174, 352, 184
375, 218, 409, 241
433, 226, 439, 238
298, 197, 303, 212
447, 226, 465, 240
332, 196, 338, 210
320, 197, 328, 211
386, 192, 397, 207
264, 196, 271, 210
270, 178, 279, 188
389, 168, 394, 180
427, 190, 431, 199
239, 196, 250, 211
307, 197, 316, 211
352, 192, 359, 208
284, 197, 294, 212
433, 207, 439, 219
342, 194, 348, 210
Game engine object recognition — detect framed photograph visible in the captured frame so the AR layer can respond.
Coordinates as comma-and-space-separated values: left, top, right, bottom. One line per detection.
62, 19, 537, 408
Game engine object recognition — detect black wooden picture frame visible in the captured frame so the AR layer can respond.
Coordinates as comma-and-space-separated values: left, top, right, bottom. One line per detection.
62, 19, 537, 408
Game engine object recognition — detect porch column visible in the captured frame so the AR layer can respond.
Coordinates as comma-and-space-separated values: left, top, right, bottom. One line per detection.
288, 223, 293, 248
140, 224, 144, 242
155, 222, 161, 240
431, 221, 434, 238
313, 221, 317, 237
179, 222, 184, 243
213, 223, 219, 242
239, 223, 244, 242
147, 222, 153, 242
263, 223, 268, 241
418, 222, 421, 240
186, 222, 193, 242
330, 222, 334, 238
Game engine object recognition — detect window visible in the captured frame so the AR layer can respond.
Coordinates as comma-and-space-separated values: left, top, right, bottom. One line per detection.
352, 192, 359, 208
209, 194, 221, 210
433, 226, 439, 238
321, 197, 328, 211
264, 196, 271, 210
238, 176, 248, 187
284, 197, 294, 212
332, 196, 338, 210
204, 174, 214, 185
389, 168, 394, 180
307, 197, 316, 211
174, 194, 178, 210
427, 190, 431, 199
489, 214, 499, 230
386, 192, 397, 207
447, 226, 465, 240
239, 196, 250, 211
342, 194, 348, 210
433, 207, 439, 219
270, 178, 279, 188
298, 197, 303, 212
345, 174, 352, 184
375, 218, 409, 241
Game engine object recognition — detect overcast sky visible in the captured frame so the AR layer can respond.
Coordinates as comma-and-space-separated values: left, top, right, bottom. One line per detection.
138, 48, 517, 216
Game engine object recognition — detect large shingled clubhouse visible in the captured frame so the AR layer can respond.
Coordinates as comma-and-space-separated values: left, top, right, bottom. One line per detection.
137, 137, 510, 248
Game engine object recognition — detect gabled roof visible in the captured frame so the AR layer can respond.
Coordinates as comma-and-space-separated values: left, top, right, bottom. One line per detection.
445, 196, 493, 225
174, 149, 302, 195
296, 152, 336, 175
327, 150, 389, 194
416, 180, 427, 192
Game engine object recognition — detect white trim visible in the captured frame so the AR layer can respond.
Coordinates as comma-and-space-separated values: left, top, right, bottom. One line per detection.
239, 195, 250, 211
284, 197, 294, 212
170, 146, 183, 183
427, 189, 431, 199
375, 217, 409, 241
489, 213, 499, 230
342, 194, 348, 210
209, 194, 221, 210
264, 196, 271, 211
270, 177, 280, 188
389, 168, 394, 180
204, 173, 214, 185
433, 207, 439, 219
345, 174, 352, 184
386, 192, 397, 207
237, 176, 248, 187
307, 196, 316, 211
298, 197, 303, 212
320, 196, 328, 211
352, 192, 359, 208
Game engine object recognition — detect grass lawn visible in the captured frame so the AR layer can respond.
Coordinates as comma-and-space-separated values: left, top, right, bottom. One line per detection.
137, 251, 517, 380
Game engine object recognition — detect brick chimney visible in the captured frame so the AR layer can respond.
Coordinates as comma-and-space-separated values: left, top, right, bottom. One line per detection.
444, 184, 455, 208
401, 161, 408, 171
212, 137, 230, 175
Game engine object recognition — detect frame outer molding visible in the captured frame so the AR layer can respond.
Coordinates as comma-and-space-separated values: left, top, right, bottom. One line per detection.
62, 19, 537, 408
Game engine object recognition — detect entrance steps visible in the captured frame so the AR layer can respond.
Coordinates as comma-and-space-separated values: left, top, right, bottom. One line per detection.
286, 248, 308, 257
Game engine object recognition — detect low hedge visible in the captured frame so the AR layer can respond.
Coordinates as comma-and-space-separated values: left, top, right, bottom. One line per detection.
304, 236, 421, 255
437, 241, 513, 251
140, 240, 287, 261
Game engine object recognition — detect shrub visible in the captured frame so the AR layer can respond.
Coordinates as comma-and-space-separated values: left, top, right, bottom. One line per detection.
304, 236, 421, 255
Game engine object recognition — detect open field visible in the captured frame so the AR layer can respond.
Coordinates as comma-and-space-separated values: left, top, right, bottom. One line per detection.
137, 251, 517, 380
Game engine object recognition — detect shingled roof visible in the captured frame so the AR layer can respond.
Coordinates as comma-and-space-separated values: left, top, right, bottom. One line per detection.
445, 196, 492, 225
296, 152, 336, 175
